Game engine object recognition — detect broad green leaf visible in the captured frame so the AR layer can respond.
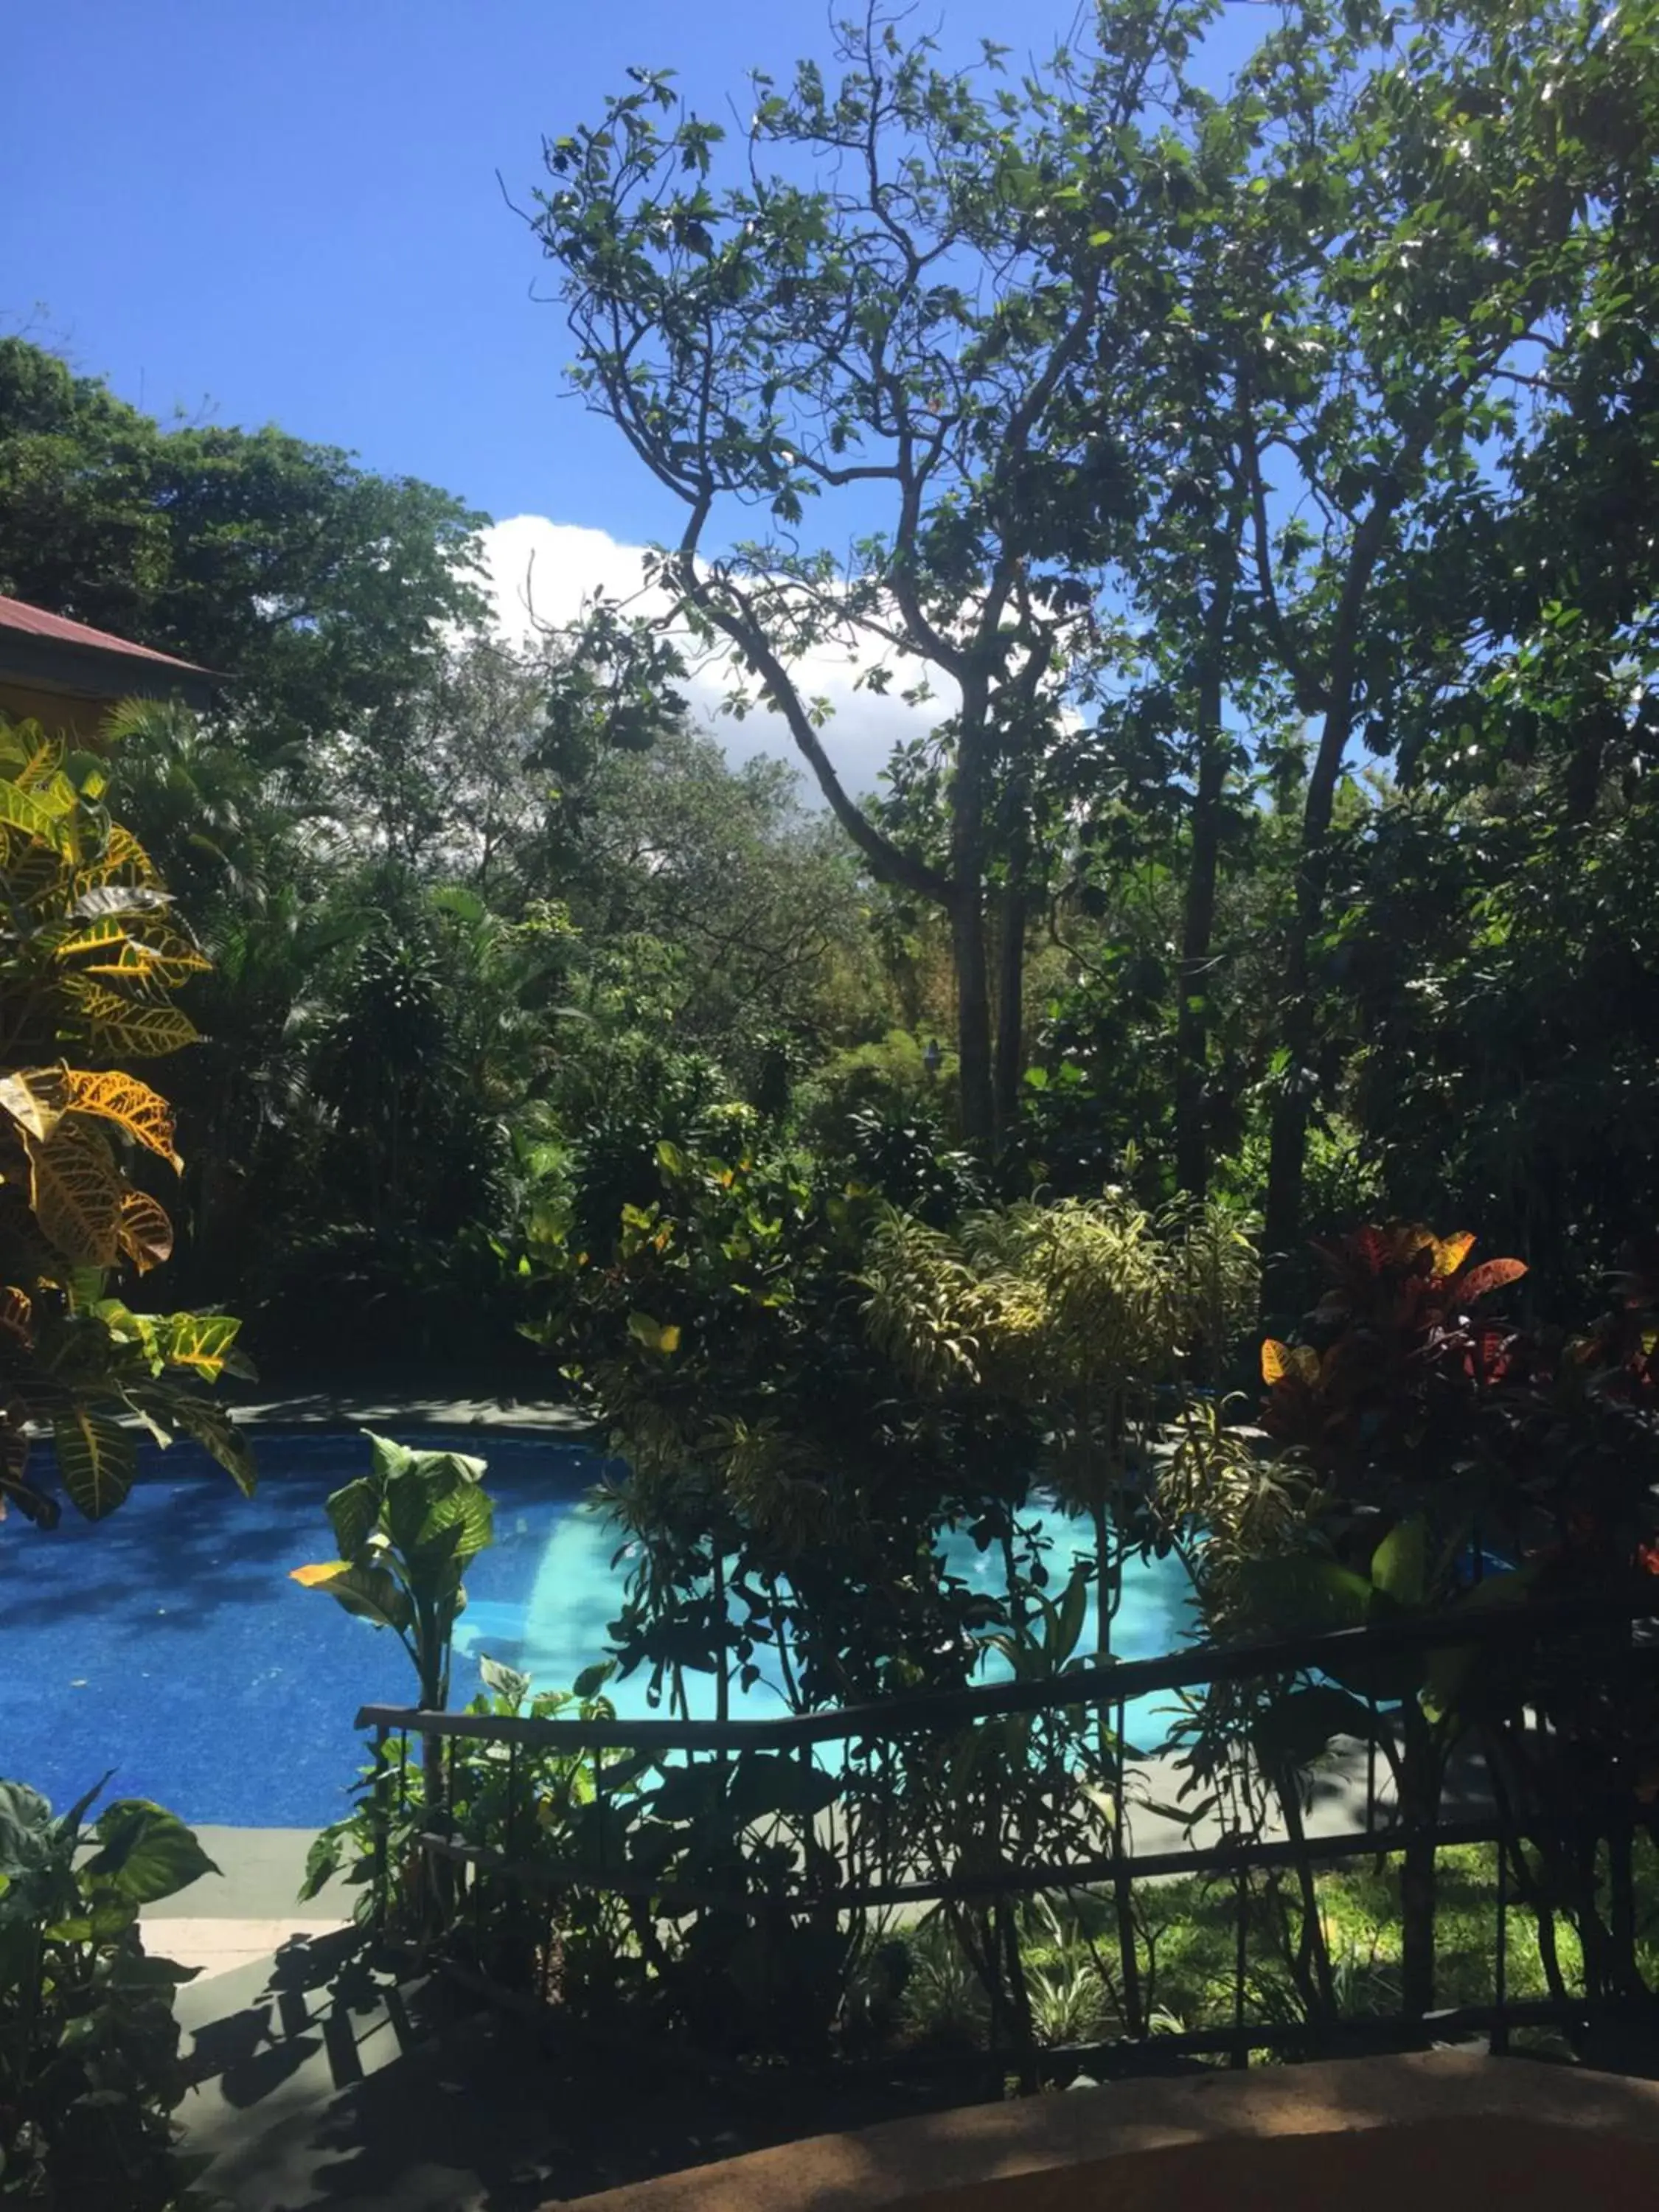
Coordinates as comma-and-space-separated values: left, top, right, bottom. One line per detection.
0, 1781, 58, 1879
420, 1481, 493, 1566
627, 1311, 681, 1354
1422, 1563, 1543, 1722
1231, 1555, 1375, 1638
292, 1559, 413, 1635
83, 1799, 219, 1905
326, 1475, 380, 1560
365, 1430, 415, 1485
158, 1396, 257, 1495
1371, 1517, 1428, 1610
298, 1832, 344, 1902
1054, 1562, 1090, 1667
479, 1655, 532, 1708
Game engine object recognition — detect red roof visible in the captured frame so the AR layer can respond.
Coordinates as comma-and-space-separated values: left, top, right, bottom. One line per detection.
0, 594, 209, 675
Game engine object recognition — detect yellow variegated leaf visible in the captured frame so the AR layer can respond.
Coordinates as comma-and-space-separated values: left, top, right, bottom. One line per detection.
159, 1312, 242, 1382
291, 1560, 349, 1587
11, 731, 65, 791
1431, 1231, 1477, 1278
83, 933, 211, 986
117, 1189, 175, 1273
0, 776, 75, 858
46, 914, 130, 960
63, 1070, 181, 1166
73, 824, 161, 896
27, 1121, 122, 1266
52, 1405, 137, 1520
0, 1065, 73, 1144
1261, 1338, 1293, 1385
60, 978, 201, 1058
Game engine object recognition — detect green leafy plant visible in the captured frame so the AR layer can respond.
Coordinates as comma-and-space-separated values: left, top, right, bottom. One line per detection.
1023, 1897, 1111, 2048
291, 1430, 493, 1716
0, 1777, 218, 2211
300, 1657, 622, 1951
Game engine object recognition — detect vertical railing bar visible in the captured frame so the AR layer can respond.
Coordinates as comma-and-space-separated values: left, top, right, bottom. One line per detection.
371, 1725, 390, 1932
1233, 1865, 1249, 2070
1492, 1826, 1510, 2056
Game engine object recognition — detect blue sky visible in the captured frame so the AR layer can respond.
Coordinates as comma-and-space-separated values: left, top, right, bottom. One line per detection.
6, 1, 1264, 783
6, 0, 1261, 531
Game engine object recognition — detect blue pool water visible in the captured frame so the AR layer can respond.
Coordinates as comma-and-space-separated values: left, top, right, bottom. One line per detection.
1, 1427, 1194, 1826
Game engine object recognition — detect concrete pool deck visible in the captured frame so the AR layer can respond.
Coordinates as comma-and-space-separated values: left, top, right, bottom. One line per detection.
227, 1388, 597, 1434
141, 1824, 356, 1983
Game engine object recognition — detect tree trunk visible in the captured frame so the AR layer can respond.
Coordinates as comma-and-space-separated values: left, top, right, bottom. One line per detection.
1174, 640, 1229, 1198
1259, 479, 1406, 1312
1260, 813, 1334, 1315
954, 894, 995, 1150
950, 723, 996, 1150
994, 881, 1028, 1133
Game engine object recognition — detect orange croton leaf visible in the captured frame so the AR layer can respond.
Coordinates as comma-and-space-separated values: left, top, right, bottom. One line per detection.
0, 1287, 32, 1346
116, 1189, 174, 1274
1262, 1339, 1321, 1385
1459, 1257, 1528, 1302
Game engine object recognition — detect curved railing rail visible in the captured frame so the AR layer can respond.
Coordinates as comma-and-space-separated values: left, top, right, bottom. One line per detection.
358, 1589, 1655, 1750
350, 1592, 1659, 2079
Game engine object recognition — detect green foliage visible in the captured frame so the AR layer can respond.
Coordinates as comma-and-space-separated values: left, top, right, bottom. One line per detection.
291, 1431, 492, 1711
0, 338, 488, 759
518, 1121, 1041, 1710
0, 1777, 216, 2210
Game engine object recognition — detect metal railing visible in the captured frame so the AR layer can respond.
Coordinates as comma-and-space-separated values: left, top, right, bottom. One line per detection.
354, 1592, 1659, 2077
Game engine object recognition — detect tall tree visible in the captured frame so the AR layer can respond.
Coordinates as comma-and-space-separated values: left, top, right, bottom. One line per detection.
1194, 0, 1659, 1298
0, 338, 490, 759
526, 1, 1218, 1146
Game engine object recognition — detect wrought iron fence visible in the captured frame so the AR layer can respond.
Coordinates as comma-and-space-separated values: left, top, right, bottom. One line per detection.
353, 1592, 1659, 2081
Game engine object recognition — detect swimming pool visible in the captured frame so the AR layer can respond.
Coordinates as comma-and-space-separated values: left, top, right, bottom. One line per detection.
2, 1427, 1194, 1826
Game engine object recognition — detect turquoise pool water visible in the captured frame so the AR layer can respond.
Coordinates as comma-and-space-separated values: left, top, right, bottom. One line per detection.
2, 1427, 1194, 1826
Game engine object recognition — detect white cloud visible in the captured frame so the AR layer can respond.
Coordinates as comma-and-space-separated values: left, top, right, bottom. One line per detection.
481, 514, 952, 801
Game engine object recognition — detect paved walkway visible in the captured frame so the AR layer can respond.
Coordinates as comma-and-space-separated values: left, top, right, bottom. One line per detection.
142, 1825, 352, 1983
